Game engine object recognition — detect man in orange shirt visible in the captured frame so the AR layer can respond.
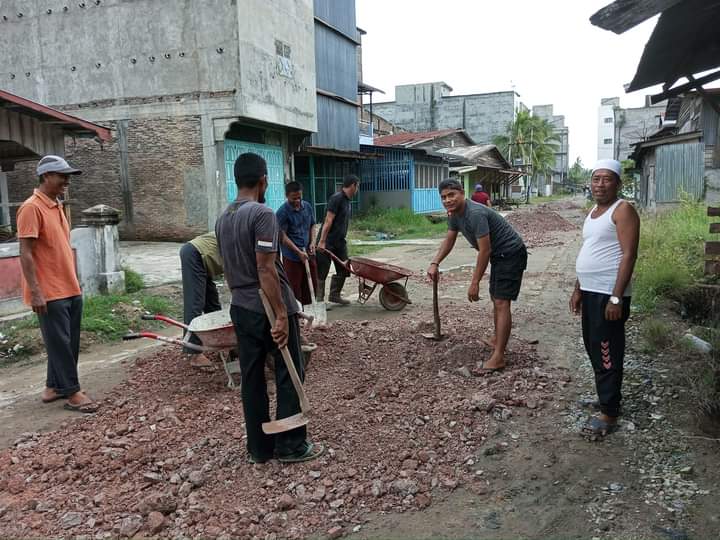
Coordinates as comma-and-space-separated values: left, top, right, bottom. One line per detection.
17, 155, 97, 413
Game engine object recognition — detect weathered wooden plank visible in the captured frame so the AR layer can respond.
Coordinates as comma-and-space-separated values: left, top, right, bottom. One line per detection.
711, 223, 720, 233
705, 241, 720, 255
705, 259, 720, 275
708, 207, 720, 216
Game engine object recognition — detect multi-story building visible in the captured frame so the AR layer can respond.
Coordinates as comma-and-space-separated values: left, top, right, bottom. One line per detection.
1, 0, 327, 240
532, 104, 570, 193
597, 96, 666, 162
370, 82, 526, 146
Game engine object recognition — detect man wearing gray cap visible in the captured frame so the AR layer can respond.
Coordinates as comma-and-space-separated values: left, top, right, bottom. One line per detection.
16, 155, 98, 413
571, 159, 639, 438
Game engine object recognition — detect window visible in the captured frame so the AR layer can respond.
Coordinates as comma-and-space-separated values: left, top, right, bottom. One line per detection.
604, 117, 613, 123
603, 138, 612, 145
275, 39, 293, 78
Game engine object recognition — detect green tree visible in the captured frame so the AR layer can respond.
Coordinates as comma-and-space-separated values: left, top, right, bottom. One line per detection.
568, 157, 591, 188
493, 110, 560, 201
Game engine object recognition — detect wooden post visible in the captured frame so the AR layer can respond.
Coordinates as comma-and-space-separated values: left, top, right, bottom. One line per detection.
706, 207, 720, 275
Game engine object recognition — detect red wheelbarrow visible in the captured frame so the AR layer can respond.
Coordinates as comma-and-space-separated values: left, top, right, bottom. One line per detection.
123, 311, 241, 388
319, 248, 412, 311
123, 310, 317, 388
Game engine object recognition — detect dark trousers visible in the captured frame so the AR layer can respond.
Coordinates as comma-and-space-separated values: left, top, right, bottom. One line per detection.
581, 291, 631, 417
283, 256, 318, 306
316, 242, 350, 280
180, 243, 221, 353
230, 305, 307, 459
38, 295, 83, 396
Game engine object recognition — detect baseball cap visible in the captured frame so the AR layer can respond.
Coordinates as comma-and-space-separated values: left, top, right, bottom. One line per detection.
36, 155, 82, 176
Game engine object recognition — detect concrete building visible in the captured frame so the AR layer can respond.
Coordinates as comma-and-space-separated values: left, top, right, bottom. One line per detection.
1, 0, 318, 240
597, 96, 666, 162
369, 82, 526, 146
532, 104, 570, 193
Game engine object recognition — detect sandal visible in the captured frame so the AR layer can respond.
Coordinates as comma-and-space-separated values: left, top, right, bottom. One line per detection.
247, 454, 271, 465
64, 402, 99, 414
582, 416, 618, 439
278, 442, 325, 463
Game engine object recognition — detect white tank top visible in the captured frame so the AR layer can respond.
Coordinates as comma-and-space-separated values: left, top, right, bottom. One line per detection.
575, 199, 631, 296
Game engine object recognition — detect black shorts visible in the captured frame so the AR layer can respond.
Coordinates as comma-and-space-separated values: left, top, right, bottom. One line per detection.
489, 246, 527, 301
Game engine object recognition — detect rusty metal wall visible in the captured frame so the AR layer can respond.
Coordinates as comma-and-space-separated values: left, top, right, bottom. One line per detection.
655, 141, 704, 202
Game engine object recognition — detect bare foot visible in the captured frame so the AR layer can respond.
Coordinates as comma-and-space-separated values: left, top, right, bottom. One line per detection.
189, 353, 214, 369
482, 353, 505, 371
41, 387, 65, 403
598, 413, 618, 425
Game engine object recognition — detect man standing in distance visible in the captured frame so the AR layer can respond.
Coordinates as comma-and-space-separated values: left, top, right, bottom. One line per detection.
471, 183, 492, 207
316, 175, 359, 305
276, 181, 318, 306
17, 155, 97, 413
571, 159, 639, 438
427, 179, 527, 372
215, 153, 323, 463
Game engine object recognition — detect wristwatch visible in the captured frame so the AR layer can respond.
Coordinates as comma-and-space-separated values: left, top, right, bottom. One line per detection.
609, 296, 621, 305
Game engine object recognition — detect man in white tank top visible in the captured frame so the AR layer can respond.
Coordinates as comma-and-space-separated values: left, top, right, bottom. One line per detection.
570, 159, 640, 438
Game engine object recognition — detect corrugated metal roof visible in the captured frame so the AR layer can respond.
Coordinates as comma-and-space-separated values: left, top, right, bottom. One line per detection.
434, 144, 514, 170
373, 128, 467, 147
0, 89, 111, 141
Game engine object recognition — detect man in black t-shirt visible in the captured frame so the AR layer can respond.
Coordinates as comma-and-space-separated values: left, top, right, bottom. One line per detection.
316, 175, 359, 305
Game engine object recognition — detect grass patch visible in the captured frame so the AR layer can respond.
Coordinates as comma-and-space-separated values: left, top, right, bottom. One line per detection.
640, 318, 673, 353
0, 291, 181, 363
633, 199, 710, 312
681, 329, 720, 422
124, 266, 145, 293
351, 207, 447, 240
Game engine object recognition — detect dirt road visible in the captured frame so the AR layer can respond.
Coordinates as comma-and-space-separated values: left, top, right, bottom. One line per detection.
0, 199, 717, 539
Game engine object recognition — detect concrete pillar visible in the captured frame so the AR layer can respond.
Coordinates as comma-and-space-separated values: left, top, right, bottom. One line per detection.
71, 205, 126, 296
0, 172, 9, 228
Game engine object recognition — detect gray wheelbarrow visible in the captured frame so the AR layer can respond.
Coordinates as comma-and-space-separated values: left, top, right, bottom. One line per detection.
123, 309, 317, 389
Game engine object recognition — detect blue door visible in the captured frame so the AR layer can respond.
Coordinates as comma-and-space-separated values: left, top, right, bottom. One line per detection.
224, 139, 285, 210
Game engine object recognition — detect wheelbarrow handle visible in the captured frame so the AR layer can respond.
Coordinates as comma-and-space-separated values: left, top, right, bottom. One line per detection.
122, 331, 207, 352
317, 247, 351, 273
140, 313, 189, 330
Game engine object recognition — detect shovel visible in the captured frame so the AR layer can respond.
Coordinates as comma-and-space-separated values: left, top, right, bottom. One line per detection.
422, 274, 446, 341
259, 289, 311, 435
303, 256, 327, 327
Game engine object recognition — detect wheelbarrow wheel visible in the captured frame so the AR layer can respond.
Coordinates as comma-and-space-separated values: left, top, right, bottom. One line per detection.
379, 282, 409, 311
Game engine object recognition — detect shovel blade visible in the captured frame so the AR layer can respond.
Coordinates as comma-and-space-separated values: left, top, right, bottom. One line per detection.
303, 302, 327, 327
262, 412, 309, 434
421, 332, 446, 341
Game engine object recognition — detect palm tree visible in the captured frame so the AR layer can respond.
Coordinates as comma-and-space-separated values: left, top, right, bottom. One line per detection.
493, 110, 560, 201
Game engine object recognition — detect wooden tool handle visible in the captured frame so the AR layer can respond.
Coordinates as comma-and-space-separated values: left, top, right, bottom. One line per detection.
303, 258, 319, 308
258, 289, 310, 413
432, 274, 441, 338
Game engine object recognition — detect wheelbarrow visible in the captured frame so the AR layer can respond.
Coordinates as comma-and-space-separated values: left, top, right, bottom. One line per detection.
123, 309, 317, 389
318, 248, 413, 311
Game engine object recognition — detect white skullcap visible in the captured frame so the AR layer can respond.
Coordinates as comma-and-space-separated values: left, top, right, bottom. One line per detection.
591, 159, 621, 178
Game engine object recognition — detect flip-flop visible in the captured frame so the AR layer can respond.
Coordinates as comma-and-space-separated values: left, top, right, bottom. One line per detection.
278, 442, 325, 464
582, 416, 618, 439
247, 454, 271, 465
64, 402, 99, 414
477, 366, 505, 375
41, 394, 66, 404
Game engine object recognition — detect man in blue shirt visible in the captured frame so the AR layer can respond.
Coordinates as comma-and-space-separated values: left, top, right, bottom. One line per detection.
276, 182, 317, 305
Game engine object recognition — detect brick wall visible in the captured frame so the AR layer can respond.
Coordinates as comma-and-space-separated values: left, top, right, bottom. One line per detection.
6, 115, 208, 241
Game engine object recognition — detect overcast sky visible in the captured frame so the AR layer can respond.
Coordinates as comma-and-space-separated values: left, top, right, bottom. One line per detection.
356, 0, 662, 167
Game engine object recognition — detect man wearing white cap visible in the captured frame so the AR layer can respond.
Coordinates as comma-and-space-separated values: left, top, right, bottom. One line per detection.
570, 159, 639, 438
17, 155, 98, 413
